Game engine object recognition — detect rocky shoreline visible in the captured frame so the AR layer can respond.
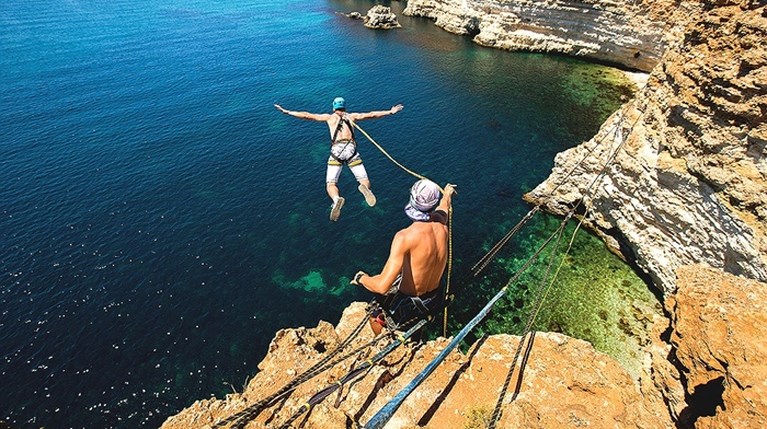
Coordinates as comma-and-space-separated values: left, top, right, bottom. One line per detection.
163, 1, 766, 427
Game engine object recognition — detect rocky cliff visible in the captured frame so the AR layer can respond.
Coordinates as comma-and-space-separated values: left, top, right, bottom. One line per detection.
161, 303, 672, 429
403, 0, 699, 72
525, 0, 767, 294
162, 268, 766, 428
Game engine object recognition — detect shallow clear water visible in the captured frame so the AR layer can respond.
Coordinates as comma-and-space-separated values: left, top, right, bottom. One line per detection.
1, 0, 656, 427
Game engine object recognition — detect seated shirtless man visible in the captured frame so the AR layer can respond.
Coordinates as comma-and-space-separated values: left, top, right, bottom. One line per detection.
351, 180, 456, 334
274, 97, 404, 221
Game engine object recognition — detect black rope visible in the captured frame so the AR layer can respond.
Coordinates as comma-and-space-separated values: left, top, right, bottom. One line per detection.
212, 305, 375, 429
488, 219, 569, 428
470, 111, 628, 279
487, 112, 642, 428
275, 318, 429, 429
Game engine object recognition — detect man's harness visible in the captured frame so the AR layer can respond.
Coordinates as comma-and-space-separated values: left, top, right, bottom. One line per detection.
329, 112, 357, 164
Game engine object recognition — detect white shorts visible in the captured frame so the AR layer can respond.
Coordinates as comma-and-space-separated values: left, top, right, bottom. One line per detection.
326, 141, 368, 184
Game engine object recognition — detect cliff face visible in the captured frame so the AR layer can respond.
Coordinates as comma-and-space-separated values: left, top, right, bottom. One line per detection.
163, 270, 766, 428
404, 0, 697, 72
525, 0, 767, 294
667, 265, 767, 429
161, 303, 671, 429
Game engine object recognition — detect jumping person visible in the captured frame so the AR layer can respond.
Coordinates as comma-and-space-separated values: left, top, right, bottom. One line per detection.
274, 98, 404, 221
351, 180, 456, 334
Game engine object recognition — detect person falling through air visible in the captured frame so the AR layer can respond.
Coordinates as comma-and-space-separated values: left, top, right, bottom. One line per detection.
351, 180, 456, 334
274, 97, 404, 221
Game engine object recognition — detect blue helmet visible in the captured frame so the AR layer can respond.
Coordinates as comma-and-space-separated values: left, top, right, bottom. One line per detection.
332, 97, 346, 110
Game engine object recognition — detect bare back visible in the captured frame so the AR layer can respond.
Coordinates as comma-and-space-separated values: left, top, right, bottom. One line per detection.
396, 221, 448, 297
326, 113, 354, 141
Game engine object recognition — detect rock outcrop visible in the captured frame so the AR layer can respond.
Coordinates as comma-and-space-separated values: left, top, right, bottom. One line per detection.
364, 5, 402, 30
161, 303, 670, 429
668, 265, 767, 428
525, 0, 767, 294
162, 267, 767, 428
404, 0, 700, 72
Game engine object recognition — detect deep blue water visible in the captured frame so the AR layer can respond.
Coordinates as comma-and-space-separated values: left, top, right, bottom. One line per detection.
1, 0, 631, 427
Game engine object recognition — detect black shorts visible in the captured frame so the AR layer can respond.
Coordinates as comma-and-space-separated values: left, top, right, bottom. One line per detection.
372, 287, 443, 329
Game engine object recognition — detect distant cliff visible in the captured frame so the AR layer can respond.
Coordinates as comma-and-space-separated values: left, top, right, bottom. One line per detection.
403, 0, 699, 72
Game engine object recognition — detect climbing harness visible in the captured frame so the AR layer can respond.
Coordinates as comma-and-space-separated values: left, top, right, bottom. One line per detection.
329, 112, 358, 164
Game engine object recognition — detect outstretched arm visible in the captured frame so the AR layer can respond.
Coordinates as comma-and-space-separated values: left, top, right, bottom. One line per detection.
351, 231, 408, 294
348, 104, 404, 121
274, 104, 331, 121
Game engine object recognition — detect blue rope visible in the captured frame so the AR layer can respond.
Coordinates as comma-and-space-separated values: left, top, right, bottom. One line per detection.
363, 224, 560, 429
363, 287, 508, 429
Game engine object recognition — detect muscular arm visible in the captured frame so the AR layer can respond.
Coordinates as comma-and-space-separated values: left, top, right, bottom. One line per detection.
274, 104, 331, 121
358, 231, 408, 294
348, 104, 404, 121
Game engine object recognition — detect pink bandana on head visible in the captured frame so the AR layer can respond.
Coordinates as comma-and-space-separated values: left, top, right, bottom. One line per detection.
404, 179, 440, 221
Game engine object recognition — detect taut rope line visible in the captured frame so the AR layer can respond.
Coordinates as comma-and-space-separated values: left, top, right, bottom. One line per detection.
487, 113, 640, 428
351, 119, 457, 336
350, 120, 439, 190
470, 110, 628, 278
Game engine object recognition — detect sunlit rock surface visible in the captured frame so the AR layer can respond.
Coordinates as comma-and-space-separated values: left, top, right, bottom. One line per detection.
161, 303, 670, 429
526, 0, 767, 294
404, 0, 699, 72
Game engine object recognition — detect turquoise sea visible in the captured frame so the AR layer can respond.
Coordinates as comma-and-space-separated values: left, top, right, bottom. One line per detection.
1, 0, 658, 427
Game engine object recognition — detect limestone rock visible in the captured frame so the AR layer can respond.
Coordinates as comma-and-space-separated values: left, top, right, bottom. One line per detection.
525, 0, 767, 294
669, 265, 767, 428
404, 0, 699, 72
346, 11, 363, 21
364, 5, 402, 30
160, 302, 670, 429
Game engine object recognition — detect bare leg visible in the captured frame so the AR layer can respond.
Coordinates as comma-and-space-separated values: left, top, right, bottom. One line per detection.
327, 183, 344, 221
326, 183, 340, 201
